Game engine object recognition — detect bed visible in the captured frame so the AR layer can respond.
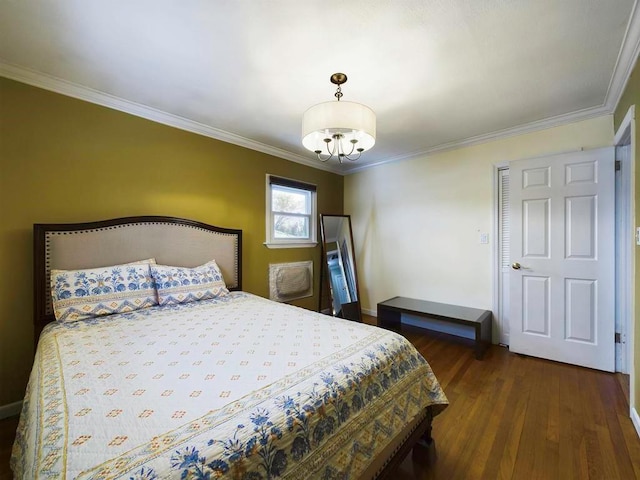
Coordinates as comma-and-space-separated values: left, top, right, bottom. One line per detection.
12, 216, 448, 479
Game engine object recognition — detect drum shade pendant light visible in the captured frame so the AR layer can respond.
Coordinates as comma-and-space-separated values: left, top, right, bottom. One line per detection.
302, 73, 376, 163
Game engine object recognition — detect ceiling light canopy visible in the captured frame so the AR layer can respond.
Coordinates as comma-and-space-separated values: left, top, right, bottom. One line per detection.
302, 73, 376, 163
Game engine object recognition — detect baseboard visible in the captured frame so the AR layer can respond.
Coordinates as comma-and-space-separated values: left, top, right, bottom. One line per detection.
0, 400, 22, 419
362, 308, 377, 317
632, 408, 640, 439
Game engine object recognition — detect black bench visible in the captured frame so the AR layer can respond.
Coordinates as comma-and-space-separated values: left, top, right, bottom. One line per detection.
377, 296, 492, 359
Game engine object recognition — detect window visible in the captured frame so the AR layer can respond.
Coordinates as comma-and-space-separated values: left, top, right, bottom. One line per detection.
265, 175, 317, 248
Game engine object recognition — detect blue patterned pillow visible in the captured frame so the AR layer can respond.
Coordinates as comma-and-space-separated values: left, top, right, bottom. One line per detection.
51, 262, 158, 322
151, 260, 229, 306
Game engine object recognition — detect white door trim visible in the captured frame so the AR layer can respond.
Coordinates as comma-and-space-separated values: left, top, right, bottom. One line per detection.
614, 105, 636, 427
492, 161, 509, 344
615, 142, 632, 373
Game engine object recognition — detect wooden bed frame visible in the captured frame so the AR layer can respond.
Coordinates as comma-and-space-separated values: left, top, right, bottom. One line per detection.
32, 215, 435, 478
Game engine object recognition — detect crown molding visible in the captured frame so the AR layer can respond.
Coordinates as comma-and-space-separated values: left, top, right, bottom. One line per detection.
605, 0, 640, 111
3, 0, 639, 181
0, 57, 624, 178
343, 103, 611, 174
345, 2, 640, 175
0, 61, 341, 175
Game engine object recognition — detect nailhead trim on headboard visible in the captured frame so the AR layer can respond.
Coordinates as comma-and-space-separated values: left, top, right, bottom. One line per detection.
43, 222, 240, 316
34, 217, 243, 344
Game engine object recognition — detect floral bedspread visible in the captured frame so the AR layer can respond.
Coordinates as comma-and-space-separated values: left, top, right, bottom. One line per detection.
12, 293, 447, 479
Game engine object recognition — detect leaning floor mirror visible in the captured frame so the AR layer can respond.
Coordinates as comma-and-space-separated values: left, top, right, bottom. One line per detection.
319, 214, 362, 322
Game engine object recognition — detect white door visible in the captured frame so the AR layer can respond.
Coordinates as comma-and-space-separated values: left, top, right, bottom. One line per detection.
509, 148, 615, 371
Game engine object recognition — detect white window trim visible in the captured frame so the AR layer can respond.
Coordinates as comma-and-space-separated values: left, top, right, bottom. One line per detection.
265, 175, 318, 249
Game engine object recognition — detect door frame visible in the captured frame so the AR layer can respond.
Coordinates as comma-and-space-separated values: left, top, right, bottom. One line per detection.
492, 108, 637, 429
492, 161, 509, 345
492, 143, 632, 359
614, 105, 636, 426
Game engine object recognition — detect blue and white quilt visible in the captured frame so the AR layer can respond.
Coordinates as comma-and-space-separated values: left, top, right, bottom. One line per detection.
12, 293, 448, 479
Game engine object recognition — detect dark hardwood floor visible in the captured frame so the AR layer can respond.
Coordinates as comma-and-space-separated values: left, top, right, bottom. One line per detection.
2, 318, 640, 479
0, 414, 17, 480
393, 325, 640, 479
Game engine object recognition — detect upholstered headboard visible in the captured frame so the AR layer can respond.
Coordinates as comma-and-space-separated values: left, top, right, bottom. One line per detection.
33, 216, 242, 341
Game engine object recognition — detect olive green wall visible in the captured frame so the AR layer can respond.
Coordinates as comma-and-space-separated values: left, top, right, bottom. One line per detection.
0, 77, 343, 406
613, 61, 639, 416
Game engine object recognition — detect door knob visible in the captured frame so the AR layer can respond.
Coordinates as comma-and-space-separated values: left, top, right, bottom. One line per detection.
511, 262, 521, 270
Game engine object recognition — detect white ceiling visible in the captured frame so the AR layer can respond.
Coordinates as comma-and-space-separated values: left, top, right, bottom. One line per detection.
1, 1, 639, 174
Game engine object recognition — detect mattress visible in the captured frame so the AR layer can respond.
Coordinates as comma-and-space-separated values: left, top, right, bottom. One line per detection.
12, 292, 448, 479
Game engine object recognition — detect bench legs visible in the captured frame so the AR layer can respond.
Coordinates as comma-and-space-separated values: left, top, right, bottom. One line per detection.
378, 307, 401, 332
474, 324, 485, 360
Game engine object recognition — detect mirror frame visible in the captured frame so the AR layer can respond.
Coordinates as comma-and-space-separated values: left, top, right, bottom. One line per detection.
319, 214, 362, 322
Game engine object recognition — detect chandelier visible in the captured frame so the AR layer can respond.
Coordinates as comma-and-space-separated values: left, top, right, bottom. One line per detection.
302, 73, 376, 163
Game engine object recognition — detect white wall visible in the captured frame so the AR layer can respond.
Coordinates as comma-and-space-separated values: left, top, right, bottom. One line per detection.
345, 115, 614, 317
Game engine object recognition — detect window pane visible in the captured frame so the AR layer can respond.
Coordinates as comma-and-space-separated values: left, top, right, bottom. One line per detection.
272, 186, 310, 214
274, 215, 309, 239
